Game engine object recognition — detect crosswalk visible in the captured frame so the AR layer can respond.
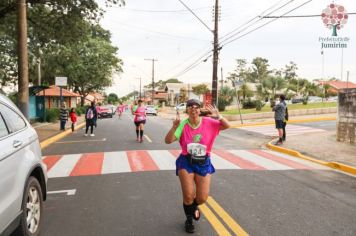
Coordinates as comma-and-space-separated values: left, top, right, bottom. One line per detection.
237, 124, 325, 137
43, 149, 328, 178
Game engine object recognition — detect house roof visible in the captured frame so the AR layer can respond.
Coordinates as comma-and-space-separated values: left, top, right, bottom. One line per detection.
165, 83, 212, 93
36, 86, 80, 97
318, 81, 356, 89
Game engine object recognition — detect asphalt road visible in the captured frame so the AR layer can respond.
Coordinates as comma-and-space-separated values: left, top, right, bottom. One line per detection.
38, 113, 356, 236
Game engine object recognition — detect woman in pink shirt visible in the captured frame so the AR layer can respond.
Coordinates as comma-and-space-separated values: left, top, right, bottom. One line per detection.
165, 99, 230, 233
133, 100, 146, 142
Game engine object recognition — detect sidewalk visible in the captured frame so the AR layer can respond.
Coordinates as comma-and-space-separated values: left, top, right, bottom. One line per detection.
33, 115, 86, 142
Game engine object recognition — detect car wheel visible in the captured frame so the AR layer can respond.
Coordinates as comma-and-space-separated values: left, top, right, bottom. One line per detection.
15, 176, 43, 236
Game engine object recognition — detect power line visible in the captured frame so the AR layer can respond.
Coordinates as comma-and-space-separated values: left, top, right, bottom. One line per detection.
261, 12, 356, 18
177, 0, 213, 33
220, 0, 297, 44
221, 0, 313, 47
110, 6, 211, 13
219, 0, 291, 41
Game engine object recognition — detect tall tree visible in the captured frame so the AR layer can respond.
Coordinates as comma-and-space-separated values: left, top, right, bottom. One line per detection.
251, 57, 270, 83
283, 61, 298, 80
0, 0, 125, 88
192, 84, 209, 101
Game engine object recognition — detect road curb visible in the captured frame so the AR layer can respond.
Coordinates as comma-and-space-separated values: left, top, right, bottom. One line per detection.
266, 141, 356, 176
231, 116, 336, 128
40, 122, 86, 149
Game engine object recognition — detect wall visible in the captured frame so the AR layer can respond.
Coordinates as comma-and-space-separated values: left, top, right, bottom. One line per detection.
337, 88, 356, 143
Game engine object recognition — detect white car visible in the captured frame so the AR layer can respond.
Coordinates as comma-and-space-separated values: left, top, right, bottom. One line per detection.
175, 103, 186, 111
0, 94, 47, 236
145, 105, 158, 116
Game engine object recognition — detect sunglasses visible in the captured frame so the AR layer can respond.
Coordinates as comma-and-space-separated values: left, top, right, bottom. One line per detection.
187, 105, 200, 110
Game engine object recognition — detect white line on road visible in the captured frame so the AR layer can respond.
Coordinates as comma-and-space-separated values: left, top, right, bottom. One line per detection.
56, 138, 106, 144
144, 134, 152, 143
47, 189, 77, 195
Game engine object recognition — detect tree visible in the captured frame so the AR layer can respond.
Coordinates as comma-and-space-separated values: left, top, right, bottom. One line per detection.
237, 83, 254, 102
251, 57, 270, 82
217, 86, 234, 111
283, 61, 298, 80
144, 78, 182, 90
0, 0, 125, 88
192, 84, 209, 100
179, 88, 188, 103
262, 76, 286, 101
107, 93, 119, 104
38, 24, 123, 105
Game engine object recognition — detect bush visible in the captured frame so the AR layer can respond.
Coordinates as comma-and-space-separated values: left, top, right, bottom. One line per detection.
242, 99, 265, 110
255, 100, 265, 111
75, 106, 85, 116
45, 108, 60, 122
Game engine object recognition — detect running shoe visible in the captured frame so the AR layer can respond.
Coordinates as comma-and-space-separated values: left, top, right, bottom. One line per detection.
274, 140, 283, 145
185, 218, 195, 233
140, 138, 143, 143
90, 134, 95, 137
83, 134, 88, 137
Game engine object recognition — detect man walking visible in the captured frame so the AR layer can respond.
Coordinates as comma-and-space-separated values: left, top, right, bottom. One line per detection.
272, 95, 287, 145
59, 102, 69, 131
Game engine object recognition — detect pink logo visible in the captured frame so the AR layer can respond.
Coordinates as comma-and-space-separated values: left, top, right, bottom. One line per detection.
321, 3, 348, 36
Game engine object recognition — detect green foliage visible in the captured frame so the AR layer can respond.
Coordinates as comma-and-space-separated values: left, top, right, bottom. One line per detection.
192, 84, 209, 100
0, 0, 125, 88
237, 83, 254, 101
107, 93, 119, 104
217, 86, 234, 111
251, 57, 270, 82
45, 108, 60, 122
255, 100, 265, 111
241, 99, 266, 110
179, 88, 188, 103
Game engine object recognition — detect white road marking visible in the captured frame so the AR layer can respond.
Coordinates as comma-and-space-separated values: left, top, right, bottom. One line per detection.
148, 150, 176, 170
48, 189, 76, 195
102, 151, 131, 174
229, 150, 292, 170
144, 134, 152, 143
47, 154, 82, 178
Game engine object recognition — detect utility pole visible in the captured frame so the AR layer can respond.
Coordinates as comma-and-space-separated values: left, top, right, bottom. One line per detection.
144, 59, 158, 105
17, 0, 29, 119
220, 67, 223, 89
211, 0, 219, 106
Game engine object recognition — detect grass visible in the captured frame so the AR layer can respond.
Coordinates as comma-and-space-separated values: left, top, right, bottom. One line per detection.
221, 102, 337, 115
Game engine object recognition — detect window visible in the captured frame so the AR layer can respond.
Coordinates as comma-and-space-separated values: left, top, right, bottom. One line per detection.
0, 114, 8, 138
0, 104, 26, 133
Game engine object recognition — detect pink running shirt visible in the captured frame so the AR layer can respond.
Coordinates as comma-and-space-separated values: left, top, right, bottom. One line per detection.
174, 117, 221, 155
134, 106, 146, 122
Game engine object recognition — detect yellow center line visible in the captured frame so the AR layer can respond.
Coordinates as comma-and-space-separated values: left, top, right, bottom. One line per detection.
207, 197, 249, 236
143, 134, 152, 142
198, 203, 232, 236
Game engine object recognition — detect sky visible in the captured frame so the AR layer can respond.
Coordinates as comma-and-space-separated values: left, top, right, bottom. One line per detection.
97, 0, 356, 97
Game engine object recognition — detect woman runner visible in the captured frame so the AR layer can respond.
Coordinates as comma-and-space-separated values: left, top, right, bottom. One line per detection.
164, 99, 230, 233
133, 100, 146, 142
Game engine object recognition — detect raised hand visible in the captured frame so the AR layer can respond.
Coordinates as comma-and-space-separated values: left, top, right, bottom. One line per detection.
205, 104, 219, 118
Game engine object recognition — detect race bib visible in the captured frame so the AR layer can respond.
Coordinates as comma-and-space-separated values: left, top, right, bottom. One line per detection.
187, 143, 207, 157
137, 116, 146, 121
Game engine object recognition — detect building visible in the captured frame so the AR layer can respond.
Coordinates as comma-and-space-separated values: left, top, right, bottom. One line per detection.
83, 92, 105, 106
36, 85, 80, 109
318, 80, 356, 94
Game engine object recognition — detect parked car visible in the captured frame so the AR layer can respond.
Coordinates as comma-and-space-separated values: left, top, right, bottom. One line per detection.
291, 97, 303, 104
0, 94, 47, 236
145, 105, 158, 116
308, 96, 323, 103
98, 106, 113, 118
175, 103, 186, 111
104, 104, 116, 115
